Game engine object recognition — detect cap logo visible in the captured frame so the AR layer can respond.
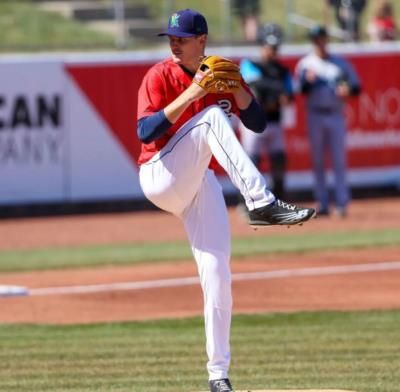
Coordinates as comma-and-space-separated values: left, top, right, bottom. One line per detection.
170, 13, 180, 28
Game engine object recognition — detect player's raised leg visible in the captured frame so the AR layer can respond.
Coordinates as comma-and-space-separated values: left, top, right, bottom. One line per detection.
197, 106, 316, 226
140, 105, 315, 226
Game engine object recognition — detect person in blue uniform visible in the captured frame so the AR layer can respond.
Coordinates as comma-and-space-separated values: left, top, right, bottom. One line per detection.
295, 25, 362, 217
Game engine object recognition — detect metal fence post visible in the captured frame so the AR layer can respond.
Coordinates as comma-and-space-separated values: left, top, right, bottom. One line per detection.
114, 0, 127, 49
221, 0, 232, 44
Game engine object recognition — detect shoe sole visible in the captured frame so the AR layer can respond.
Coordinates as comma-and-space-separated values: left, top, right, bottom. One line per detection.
249, 210, 316, 227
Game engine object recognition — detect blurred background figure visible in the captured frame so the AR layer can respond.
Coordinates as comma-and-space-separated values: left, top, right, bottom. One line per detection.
239, 23, 294, 200
232, 0, 260, 42
295, 25, 362, 217
367, 0, 397, 41
326, 0, 367, 41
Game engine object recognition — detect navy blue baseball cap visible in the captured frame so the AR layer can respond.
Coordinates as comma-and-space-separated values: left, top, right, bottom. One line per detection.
308, 25, 328, 41
158, 9, 208, 37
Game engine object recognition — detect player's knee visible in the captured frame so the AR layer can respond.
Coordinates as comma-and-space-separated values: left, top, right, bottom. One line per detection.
203, 104, 228, 120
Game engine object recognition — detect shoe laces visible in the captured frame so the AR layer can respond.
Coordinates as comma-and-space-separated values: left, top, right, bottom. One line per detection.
277, 199, 296, 211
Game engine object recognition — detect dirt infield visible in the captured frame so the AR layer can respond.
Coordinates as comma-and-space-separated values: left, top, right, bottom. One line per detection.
0, 197, 399, 324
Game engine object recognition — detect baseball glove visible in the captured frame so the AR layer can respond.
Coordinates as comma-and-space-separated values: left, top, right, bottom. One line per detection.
193, 55, 241, 94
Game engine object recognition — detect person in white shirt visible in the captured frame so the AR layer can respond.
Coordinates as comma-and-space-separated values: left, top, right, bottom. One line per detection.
295, 25, 361, 217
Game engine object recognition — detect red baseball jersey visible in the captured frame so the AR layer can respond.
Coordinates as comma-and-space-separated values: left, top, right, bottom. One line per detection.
137, 58, 252, 165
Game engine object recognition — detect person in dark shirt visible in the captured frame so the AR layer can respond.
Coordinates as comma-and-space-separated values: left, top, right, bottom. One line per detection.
327, 0, 367, 41
239, 23, 294, 199
232, 0, 260, 42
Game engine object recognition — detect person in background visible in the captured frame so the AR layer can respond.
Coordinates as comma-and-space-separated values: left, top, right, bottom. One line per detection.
327, 0, 367, 41
295, 25, 362, 217
232, 0, 260, 42
367, 0, 397, 41
239, 23, 294, 200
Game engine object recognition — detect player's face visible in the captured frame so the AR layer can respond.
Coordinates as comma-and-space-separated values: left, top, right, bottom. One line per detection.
262, 44, 279, 60
168, 35, 206, 68
314, 36, 328, 50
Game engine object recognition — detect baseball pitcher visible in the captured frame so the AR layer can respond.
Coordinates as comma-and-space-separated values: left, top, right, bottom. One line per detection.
137, 9, 315, 392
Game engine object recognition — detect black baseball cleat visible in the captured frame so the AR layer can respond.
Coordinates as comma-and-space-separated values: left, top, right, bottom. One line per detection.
209, 378, 234, 392
248, 199, 316, 227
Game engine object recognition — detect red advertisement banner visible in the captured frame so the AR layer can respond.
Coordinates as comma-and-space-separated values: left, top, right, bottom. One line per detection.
283, 52, 400, 171
68, 51, 400, 174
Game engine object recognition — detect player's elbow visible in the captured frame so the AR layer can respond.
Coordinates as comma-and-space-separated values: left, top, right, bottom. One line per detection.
137, 112, 172, 144
137, 120, 154, 144
251, 116, 268, 133
240, 99, 267, 133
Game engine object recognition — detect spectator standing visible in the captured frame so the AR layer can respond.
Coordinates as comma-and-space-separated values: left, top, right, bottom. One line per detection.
367, 1, 397, 41
232, 0, 260, 42
327, 0, 367, 40
295, 25, 362, 217
239, 23, 294, 200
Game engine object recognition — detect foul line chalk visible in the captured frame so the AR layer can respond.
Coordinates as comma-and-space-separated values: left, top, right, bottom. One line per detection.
26, 260, 400, 297
0, 285, 29, 297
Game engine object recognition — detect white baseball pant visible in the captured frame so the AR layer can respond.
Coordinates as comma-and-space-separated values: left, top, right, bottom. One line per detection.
139, 105, 274, 380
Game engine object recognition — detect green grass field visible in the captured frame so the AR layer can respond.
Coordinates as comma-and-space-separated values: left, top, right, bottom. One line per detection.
0, 228, 399, 272
0, 311, 399, 392
1, 0, 400, 51
1, 224, 399, 390
0, 1, 114, 51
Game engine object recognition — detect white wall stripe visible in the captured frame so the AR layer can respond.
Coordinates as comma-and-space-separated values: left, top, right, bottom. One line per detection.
28, 261, 400, 297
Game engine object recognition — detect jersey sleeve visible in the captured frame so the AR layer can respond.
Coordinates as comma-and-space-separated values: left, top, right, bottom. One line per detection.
240, 59, 263, 83
283, 68, 294, 98
341, 58, 362, 93
137, 66, 166, 120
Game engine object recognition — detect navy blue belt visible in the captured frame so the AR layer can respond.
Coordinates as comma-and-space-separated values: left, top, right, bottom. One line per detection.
311, 107, 335, 114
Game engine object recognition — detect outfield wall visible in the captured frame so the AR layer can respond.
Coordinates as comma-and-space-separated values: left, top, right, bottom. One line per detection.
1, 42, 400, 206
